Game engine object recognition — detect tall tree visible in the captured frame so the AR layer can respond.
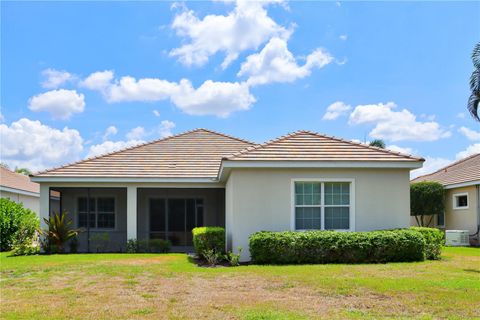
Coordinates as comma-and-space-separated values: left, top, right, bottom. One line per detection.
369, 139, 386, 149
15, 168, 32, 176
468, 42, 480, 121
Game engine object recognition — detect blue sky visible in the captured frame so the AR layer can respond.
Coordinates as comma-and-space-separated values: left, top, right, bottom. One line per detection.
1, 1, 479, 176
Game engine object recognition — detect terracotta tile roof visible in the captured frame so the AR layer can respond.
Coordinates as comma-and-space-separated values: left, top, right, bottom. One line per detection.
411, 153, 480, 186
34, 129, 254, 179
225, 131, 424, 162
0, 167, 40, 194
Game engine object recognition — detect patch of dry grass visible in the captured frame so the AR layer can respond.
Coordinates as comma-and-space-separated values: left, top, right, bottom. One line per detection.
1, 247, 479, 319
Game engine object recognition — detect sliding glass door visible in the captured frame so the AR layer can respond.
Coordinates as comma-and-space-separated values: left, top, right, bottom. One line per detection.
149, 198, 204, 246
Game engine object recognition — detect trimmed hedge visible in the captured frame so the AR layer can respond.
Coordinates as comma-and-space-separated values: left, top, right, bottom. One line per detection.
192, 227, 225, 257
249, 229, 426, 264
410, 227, 444, 260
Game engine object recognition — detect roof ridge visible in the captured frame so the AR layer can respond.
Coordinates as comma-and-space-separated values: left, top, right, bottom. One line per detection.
194, 128, 255, 145
225, 130, 424, 161
224, 130, 305, 159
33, 129, 213, 176
412, 153, 480, 181
311, 132, 424, 161
33, 128, 255, 176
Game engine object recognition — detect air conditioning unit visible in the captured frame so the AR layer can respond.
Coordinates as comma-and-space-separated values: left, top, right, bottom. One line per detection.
445, 230, 470, 246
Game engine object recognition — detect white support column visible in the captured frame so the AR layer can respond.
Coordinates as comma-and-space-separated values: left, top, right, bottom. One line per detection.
127, 186, 137, 240
39, 184, 50, 230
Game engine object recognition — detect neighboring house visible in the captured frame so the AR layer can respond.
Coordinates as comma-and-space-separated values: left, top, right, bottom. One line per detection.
0, 166, 60, 214
31, 129, 423, 260
411, 154, 480, 236
1, 166, 41, 212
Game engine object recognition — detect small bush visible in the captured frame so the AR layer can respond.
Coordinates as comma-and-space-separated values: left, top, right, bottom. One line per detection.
147, 239, 171, 253
137, 239, 171, 253
69, 236, 79, 253
126, 239, 138, 253
410, 227, 444, 260
192, 227, 225, 258
203, 249, 223, 266
225, 247, 242, 266
0, 198, 39, 251
126, 239, 171, 253
249, 230, 426, 264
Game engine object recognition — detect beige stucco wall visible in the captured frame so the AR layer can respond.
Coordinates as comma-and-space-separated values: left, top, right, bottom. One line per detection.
0, 190, 40, 213
225, 168, 411, 261
444, 185, 479, 234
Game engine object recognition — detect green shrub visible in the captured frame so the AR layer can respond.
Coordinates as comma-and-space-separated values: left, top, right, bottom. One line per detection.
126, 239, 171, 253
126, 239, 138, 253
137, 239, 171, 253
192, 227, 225, 258
410, 227, 444, 260
225, 247, 242, 266
147, 239, 171, 253
249, 229, 426, 264
41, 212, 81, 253
0, 198, 39, 251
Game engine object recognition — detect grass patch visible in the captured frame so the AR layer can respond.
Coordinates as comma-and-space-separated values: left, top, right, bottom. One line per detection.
1, 247, 478, 319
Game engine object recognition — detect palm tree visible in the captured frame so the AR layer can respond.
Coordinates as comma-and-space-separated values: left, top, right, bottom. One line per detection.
42, 212, 81, 253
15, 168, 32, 175
468, 42, 480, 121
369, 139, 386, 149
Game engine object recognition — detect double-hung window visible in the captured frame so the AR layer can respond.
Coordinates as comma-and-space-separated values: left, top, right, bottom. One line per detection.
78, 197, 115, 229
294, 181, 352, 230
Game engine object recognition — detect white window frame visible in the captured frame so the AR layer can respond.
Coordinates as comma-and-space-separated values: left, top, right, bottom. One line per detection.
452, 192, 469, 210
290, 178, 355, 231
76, 195, 117, 231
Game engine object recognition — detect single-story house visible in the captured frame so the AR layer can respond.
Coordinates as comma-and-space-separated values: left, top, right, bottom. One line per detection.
31, 129, 424, 260
411, 153, 479, 238
1, 166, 41, 212
1, 166, 60, 214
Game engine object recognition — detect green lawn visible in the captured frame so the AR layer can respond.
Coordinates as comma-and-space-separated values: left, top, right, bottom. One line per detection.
1, 247, 479, 320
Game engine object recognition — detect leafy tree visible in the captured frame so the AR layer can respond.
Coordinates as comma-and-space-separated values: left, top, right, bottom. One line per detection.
410, 182, 445, 227
15, 168, 32, 175
0, 198, 39, 251
369, 139, 386, 149
42, 212, 82, 253
0, 163, 10, 170
468, 42, 480, 121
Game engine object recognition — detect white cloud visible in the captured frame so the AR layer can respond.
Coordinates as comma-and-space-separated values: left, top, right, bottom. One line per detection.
82, 71, 255, 117
126, 126, 147, 140
349, 102, 451, 142
322, 101, 352, 120
386, 145, 414, 155
411, 157, 452, 179
107, 76, 179, 103
238, 37, 333, 86
153, 110, 160, 117
157, 120, 175, 138
87, 121, 175, 158
339, 34, 347, 41
0, 118, 83, 172
169, 1, 290, 68
456, 143, 480, 159
103, 126, 118, 140
87, 140, 145, 158
458, 126, 480, 141
456, 112, 466, 119
79, 70, 114, 91
28, 89, 85, 120
172, 79, 255, 117
41, 68, 75, 89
